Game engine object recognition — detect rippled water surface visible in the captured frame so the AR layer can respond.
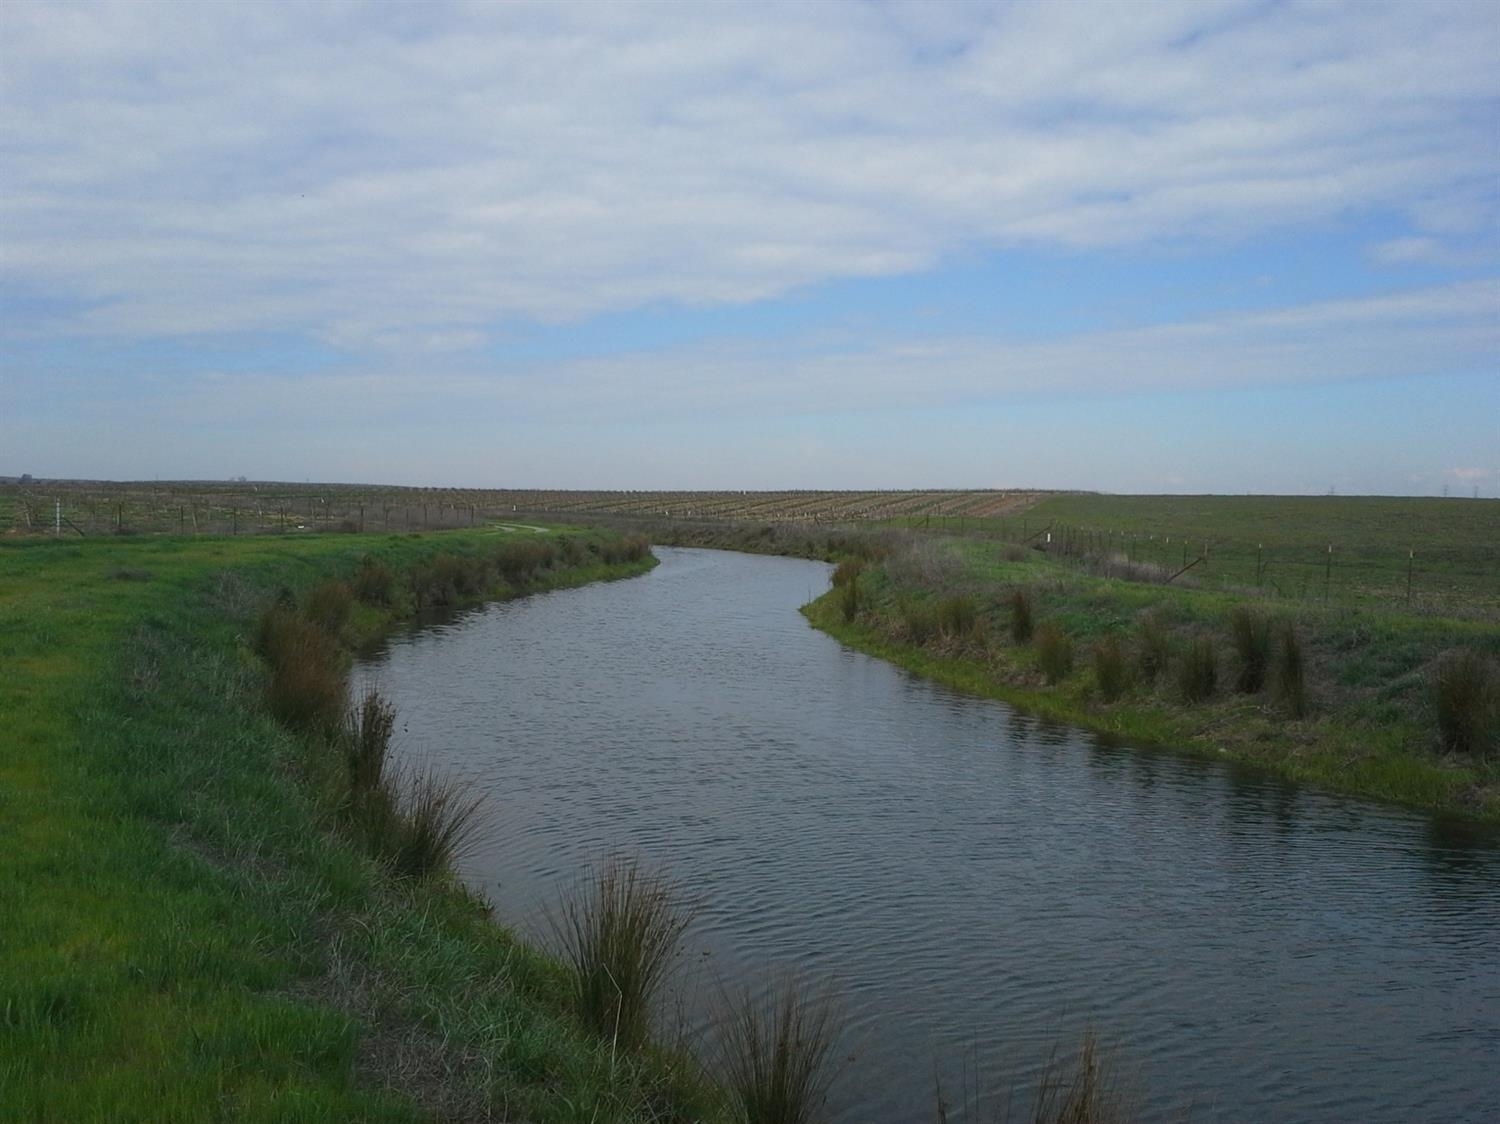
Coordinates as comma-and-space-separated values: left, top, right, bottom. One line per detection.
356, 547, 1500, 1122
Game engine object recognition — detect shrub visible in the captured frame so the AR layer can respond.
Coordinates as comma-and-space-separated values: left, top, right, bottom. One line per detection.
1178, 635, 1218, 703
1430, 648, 1499, 758
596, 533, 649, 565
304, 579, 354, 638
1134, 614, 1172, 684
718, 979, 842, 1124
411, 553, 489, 608
549, 857, 692, 1052
1035, 621, 1074, 685
1008, 589, 1034, 644
1092, 635, 1128, 702
352, 554, 396, 606
496, 540, 556, 584
1274, 623, 1309, 718
1229, 607, 1272, 694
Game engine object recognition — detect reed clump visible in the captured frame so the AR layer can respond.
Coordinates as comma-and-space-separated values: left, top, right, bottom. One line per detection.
549, 857, 692, 1052
839, 575, 860, 622
1229, 607, 1272, 694
717, 979, 842, 1124
1092, 635, 1128, 702
344, 688, 396, 796
1178, 634, 1218, 703
1430, 648, 1499, 758
256, 604, 348, 735
936, 595, 979, 641
374, 766, 488, 879
935, 1028, 1140, 1124
830, 559, 865, 588
1009, 589, 1035, 644
1133, 613, 1172, 685
304, 579, 354, 638
1031, 1030, 1137, 1124
1036, 621, 1074, 685
1274, 623, 1309, 718
335, 690, 487, 879
899, 599, 939, 646
352, 553, 396, 605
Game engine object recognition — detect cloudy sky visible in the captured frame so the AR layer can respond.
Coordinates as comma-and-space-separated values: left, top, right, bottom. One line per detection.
3, 0, 1497, 494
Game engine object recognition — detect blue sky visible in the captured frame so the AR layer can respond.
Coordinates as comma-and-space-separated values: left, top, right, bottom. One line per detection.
2, 0, 1497, 494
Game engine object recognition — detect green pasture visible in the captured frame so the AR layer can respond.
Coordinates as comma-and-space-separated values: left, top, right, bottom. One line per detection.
896, 494, 1500, 617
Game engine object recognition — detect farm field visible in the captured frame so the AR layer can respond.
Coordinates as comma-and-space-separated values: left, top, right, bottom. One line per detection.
6, 480, 1496, 617
0, 479, 1048, 537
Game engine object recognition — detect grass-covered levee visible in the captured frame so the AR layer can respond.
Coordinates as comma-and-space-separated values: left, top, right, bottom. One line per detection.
0, 525, 744, 1122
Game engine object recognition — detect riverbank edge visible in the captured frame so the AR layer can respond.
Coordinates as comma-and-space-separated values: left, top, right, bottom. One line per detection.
616, 523, 1496, 822
799, 587, 1500, 824
1, 528, 731, 1122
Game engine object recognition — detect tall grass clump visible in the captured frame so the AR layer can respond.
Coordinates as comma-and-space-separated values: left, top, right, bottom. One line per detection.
375, 766, 489, 879
830, 559, 864, 588
352, 553, 396, 605
718, 979, 842, 1124
1092, 635, 1128, 702
256, 604, 348, 735
1035, 621, 1074, 685
343, 688, 396, 795
550, 858, 692, 1052
899, 599, 939, 646
1133, 613, 1172, 685
1030, 1030, 1137, 1124
1178, 635, 1218, 703
1430, 648, 1500, 758
1229, 607, 1272, 694
935, 1029, 1140, 1124
303, 579, 354, 637
936, 595, 979, 641
1274, 623, 1309, 718
1009, 588, 1034, 644
839, 576, 860, 623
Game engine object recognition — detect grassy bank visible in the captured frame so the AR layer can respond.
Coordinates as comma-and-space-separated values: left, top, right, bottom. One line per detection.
800, 534, 1500, 821
0, 526, 739, 1122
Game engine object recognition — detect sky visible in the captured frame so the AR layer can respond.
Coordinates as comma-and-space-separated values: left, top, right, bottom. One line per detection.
2, 0, 1497, 495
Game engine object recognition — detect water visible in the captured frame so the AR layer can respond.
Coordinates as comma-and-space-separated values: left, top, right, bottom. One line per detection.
355, 547, 1500, 1122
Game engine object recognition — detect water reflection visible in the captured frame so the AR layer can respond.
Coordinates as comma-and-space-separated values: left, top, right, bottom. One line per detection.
355, 547, 1500, 1124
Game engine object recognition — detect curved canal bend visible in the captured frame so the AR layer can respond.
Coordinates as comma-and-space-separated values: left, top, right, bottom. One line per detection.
355, 547, 1500, 1122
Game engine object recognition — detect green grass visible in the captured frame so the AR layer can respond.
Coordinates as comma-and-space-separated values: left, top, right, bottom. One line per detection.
0, 526, 728, 1122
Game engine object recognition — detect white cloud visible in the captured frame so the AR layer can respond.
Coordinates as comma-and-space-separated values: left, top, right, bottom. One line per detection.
2, 0, 1497, 347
